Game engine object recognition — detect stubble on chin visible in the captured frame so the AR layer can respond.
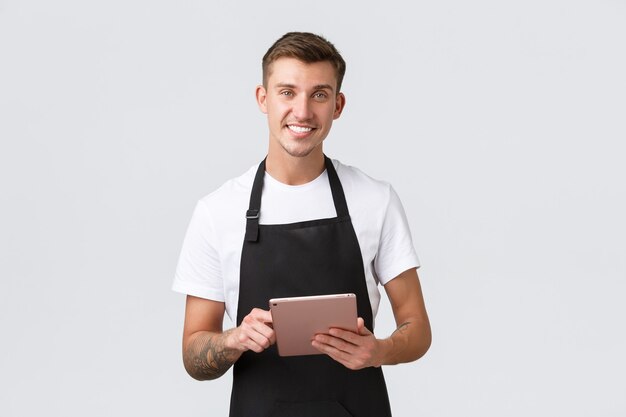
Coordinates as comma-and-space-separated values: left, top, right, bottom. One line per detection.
279, 141, 322, 158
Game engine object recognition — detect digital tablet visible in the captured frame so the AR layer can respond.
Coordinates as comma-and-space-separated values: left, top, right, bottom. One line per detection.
269, 293, 358, 357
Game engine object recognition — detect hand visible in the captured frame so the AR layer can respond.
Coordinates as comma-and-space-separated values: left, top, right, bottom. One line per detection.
226, 308, 275, 353
311, 317, 389, 370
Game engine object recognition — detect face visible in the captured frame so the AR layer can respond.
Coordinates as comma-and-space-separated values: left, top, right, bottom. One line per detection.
256, 57, 345, 159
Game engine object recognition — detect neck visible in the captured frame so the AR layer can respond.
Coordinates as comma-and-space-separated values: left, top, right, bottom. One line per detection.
265, 149, 326, 186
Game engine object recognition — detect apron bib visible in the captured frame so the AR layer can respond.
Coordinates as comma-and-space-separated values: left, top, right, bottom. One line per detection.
230, 156, 392, 417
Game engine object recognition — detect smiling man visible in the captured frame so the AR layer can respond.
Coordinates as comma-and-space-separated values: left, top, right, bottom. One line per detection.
173, 32, 431, 417
260, 57, 343, 160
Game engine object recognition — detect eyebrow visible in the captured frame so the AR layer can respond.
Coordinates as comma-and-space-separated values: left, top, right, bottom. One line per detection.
274, 83, 335, 92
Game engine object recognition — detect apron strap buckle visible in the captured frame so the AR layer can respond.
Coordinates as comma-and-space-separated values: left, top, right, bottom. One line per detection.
245, 210, 260, 242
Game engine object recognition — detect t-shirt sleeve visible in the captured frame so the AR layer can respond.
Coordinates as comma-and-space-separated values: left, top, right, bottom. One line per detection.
172, 200, 225, 301
374, 186, 421, 285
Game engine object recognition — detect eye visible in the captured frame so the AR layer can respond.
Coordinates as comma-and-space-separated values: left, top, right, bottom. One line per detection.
313, 91, 328, 101
280, 90, 294, 97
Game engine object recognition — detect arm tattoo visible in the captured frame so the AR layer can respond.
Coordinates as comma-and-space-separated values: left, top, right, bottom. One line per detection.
392, 322, 411, 336
183, 331, 239, 381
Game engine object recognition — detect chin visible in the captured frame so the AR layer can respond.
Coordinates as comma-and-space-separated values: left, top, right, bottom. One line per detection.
283, 147, 316, 158
278, 139, 322, 159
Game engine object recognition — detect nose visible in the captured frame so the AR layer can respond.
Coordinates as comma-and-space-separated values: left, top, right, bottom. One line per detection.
292, 95, 313, 121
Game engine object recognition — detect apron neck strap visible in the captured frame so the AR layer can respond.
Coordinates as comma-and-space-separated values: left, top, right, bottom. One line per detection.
244, 155, 349, 242
244, 158, 266, 242
324, 155, 350, 218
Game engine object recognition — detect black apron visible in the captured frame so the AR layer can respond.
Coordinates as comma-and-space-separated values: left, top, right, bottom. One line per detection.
230, 156, 392, 417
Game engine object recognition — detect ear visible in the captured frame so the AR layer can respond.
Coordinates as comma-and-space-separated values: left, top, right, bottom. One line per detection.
333, 92, 346, 120
256, 85, 268, 114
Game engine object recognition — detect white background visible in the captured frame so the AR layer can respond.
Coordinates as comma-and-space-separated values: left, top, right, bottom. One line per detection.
1, 0, 625, 416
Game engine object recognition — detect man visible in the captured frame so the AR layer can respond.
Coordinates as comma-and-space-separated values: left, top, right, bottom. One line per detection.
173, 32, 431, 416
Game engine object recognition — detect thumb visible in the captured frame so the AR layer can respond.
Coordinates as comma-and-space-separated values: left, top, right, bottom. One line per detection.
357, 317, 372, 336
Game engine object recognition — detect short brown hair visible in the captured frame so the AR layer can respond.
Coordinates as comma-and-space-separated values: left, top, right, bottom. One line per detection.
262, 32, 347, 92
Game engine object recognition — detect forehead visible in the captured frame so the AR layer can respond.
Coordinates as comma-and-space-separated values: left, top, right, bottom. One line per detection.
266, 58, 337, 90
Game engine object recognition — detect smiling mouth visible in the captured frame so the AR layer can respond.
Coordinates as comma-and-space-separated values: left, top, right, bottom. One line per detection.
287, 125, 314, 134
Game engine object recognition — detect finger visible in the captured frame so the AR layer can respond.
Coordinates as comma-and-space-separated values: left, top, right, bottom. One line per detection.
314, 333, 356, 353
250, 308, 273, 324
251, 310, 275, 344
311, 338, 350, 358
311, 340, 355, 368
230, 328, 263, 353
248, 329, 274, 349
250, 320, 276, 343
242, 339, 264, 353
243, 310, 274, 337
237, 329, 272, 352
327, 328, 361, 344
244, 321, 277, 347
357, 317, 372, 336
240, 314, 275, 348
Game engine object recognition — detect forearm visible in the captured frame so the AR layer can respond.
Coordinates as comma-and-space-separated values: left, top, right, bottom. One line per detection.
183, 329, 243, 381
380, 317, 431, 366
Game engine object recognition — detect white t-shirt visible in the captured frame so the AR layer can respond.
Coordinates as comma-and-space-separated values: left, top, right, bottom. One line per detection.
172, 159, 420, 324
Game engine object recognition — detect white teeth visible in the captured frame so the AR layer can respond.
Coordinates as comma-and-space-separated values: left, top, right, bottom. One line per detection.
288, 125, 313, 133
